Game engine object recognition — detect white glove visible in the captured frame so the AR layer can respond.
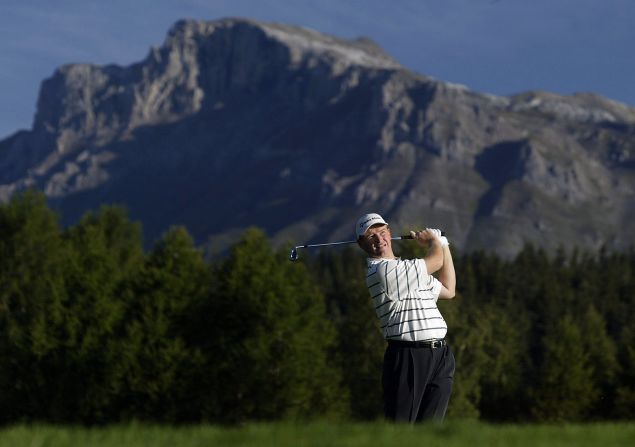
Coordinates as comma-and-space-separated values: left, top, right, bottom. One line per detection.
426, 228, 442, 239
426, 228, 449, 247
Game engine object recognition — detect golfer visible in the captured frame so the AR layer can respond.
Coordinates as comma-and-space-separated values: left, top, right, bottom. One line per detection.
356, 213, 456, 422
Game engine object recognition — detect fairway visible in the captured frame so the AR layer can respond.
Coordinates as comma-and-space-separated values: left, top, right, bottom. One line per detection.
2, 421, 635, 447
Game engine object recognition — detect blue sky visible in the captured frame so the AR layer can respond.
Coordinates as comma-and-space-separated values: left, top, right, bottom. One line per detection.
1, 0, 634, 139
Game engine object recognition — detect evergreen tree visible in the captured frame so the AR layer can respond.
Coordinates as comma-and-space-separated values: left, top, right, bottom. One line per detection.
208, 228, 345, 423
578, 305, 619, 419
0, 191, 67, 422
60, 205, 145, 422
531, 314, 596, 421
443, 301, 488, 419
614, 325, 635, 418
447, 251, 531, 420
311, 247, 384, 420
477, 300, 530, 421
115, 226, 210, 421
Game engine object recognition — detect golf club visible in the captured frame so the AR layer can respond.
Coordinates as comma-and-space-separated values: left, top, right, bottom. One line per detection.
289, 232, 444, 261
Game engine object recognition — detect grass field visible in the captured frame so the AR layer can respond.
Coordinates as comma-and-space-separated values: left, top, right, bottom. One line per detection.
2, 420, 634, 447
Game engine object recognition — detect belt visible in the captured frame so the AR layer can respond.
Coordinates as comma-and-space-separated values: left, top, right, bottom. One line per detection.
387, 339, 446, 349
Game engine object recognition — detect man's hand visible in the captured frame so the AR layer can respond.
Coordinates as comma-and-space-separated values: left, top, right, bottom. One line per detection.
410, 228, 448, 246
427, 228, 442, 239
410, 229, 444, 273
409, 229, 437, 247
427, 228, 450, 246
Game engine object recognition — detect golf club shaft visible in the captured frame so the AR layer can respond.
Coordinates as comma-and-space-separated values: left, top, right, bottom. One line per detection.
289, 231, 445, 261
295, 235, 413, 250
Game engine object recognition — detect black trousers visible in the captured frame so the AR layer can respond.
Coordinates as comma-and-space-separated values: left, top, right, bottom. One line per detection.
382, 342, 455, 422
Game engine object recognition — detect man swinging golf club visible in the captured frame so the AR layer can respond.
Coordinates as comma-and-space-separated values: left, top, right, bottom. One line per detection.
356, 213, 456, 423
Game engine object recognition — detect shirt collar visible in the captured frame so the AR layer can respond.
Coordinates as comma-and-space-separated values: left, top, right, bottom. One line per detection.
367, 257, 399, 264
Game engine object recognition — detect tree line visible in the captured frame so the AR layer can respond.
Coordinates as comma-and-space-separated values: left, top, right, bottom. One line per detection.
0, 191, 633, 424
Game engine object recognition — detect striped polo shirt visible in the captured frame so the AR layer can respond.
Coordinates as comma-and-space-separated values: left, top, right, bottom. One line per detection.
366, 257, 446, 342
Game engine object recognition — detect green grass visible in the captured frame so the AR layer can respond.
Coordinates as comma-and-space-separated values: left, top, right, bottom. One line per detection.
1, 420, 634, 447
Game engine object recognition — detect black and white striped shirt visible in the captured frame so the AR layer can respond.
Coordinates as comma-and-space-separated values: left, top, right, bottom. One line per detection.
366, 257, 446, 342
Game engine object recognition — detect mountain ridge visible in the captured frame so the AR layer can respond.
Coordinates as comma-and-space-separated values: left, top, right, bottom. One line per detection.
0, 18, 633, 257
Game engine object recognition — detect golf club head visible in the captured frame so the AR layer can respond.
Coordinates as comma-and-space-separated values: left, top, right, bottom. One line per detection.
289, 248, 299, 262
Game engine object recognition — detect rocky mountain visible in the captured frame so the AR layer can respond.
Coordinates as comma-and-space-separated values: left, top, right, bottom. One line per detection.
1, 18, 634, 257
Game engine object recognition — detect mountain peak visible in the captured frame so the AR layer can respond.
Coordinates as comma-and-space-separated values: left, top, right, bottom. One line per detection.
165, 18, 402, 73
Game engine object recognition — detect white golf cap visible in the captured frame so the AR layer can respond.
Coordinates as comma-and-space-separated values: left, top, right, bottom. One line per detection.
355, 213, 388, 238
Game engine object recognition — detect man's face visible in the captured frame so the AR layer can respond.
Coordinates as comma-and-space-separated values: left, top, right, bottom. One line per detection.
358, 224, 393, 258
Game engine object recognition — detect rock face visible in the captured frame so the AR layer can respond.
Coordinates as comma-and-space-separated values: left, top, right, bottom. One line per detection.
1, 18, 634, 256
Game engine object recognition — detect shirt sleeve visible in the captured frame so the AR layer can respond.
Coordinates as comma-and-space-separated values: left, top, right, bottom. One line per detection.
418, 258, 428, 276
418, 259, 442, 302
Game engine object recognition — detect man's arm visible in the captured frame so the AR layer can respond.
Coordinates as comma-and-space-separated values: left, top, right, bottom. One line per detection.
411, 229, 444, 274
438, 244, 456, 299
